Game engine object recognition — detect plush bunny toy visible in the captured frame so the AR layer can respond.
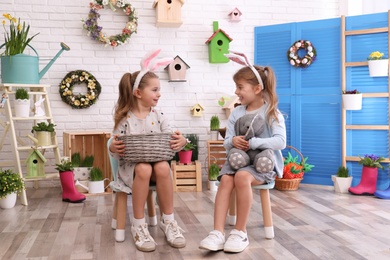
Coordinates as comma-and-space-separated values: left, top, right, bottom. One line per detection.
227, 113, 275, 173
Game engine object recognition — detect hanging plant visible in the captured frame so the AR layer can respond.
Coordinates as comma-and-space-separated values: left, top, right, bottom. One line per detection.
82, 0, 138, 47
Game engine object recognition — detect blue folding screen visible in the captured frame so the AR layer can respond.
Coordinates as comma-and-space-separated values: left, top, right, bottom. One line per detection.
254, 12, 390, 188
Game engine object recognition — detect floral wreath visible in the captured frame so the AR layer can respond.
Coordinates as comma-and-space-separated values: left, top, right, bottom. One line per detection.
59, 70, 101, 109
287, 40, 316, 68
83, 0, 138, 47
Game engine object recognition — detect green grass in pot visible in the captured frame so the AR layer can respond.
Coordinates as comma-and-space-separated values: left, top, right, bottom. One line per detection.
209, 163, 220, 181
210, 115, 220, 131
90, 167, 103, 181
81, 155, 94, 167
71, 153, 81, 167
336, 166, 350, 178
15, 88, 29, 100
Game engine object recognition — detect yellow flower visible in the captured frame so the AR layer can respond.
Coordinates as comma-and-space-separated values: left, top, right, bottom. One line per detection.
3, 13, 12, 20
17, 23, 21, 31
74, 100, 80, 106
368, 51, 385, 60
2, 20, 5, 25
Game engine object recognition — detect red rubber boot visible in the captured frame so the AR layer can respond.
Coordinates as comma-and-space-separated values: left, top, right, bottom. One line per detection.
348, 166, 378, 195
60, 171, 86, 203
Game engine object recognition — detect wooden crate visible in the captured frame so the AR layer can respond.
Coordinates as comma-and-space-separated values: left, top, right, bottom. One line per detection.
63, 131, 112, 192
207, 140, 226, 177
171, 160, 202, 192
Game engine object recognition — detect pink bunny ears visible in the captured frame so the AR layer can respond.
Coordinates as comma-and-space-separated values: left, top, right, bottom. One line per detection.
133, 49, 174, 93
224, 50, 264, 90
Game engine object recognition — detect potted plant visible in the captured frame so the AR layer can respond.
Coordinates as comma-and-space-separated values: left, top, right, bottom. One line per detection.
14, 88, 30, 117
0, 169, 25, 209
55, 159, 86, 203
28, 121, 55, 146
367, 51, 388, 77
208, 162, 220, 191
331, 166, 353, 193
210, 115, 220, 140
275, 148, 314, 191
349, 154, 385, 195
87, 167, 105, 194
342, 89, 362, 110
178, 139, 196, 164
1, 13, 40, 83
72, 153, 94, 192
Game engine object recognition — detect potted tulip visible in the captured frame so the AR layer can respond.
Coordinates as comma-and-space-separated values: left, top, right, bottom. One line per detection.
342, 89, 362, 110
349, 154, 385, 195
14, 88, 30, 117
0, 169, 25, 209
331, 166, 353, 193
367, 51, 388, 77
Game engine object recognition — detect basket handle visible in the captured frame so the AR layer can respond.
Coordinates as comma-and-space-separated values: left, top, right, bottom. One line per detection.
286, 145, 305, 164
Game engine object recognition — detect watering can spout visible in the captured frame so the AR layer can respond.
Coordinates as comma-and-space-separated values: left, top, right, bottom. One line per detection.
39, 42, 70, 80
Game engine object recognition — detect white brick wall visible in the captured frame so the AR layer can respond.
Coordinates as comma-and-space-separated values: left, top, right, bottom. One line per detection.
0, 0, 371, 178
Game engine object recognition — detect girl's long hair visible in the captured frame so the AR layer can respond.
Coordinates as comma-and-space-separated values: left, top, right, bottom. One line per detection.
233, 65, 279, 125
113, 71, 158, 130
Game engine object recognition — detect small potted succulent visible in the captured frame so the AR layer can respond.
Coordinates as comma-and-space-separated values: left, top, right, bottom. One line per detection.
367, 51, 388, 77
210, 115, 220, 140
14, 88, 30, 117
331, 166, 353, 193
0, 169, 25, 209
342, 89, 362, 110
28, 121, 55, 146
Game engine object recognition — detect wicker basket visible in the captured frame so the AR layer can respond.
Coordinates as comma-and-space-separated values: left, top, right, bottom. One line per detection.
118, 133, 175, 163
275, 145, 305, 191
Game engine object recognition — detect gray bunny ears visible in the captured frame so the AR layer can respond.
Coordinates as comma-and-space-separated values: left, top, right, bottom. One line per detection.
224, 50, 264, 90
133, 49, 174, 93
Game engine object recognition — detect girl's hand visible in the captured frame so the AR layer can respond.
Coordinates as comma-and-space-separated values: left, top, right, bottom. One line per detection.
109, 134, 126, 156
232, 136, 249, 151
170, 130, 186, 151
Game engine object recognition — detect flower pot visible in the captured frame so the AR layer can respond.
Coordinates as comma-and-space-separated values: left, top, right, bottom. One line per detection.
0, 192, 17, 209
210, 130, 219, 140
35, 131, 52, 146
178, 150, 192, 164
331, 175, 353, 193
368, 59, 388, 77
342, 93, 362, 110
88, 180, 105, 194
209, 180, 218, 191
14, 99, 31, 117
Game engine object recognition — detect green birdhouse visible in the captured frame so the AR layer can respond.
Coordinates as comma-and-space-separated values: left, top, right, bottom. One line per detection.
25, 149, 47, 178
205, 21, 233, 63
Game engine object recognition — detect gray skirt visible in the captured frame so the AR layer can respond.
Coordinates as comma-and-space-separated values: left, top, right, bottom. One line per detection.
218, 160, 277, 184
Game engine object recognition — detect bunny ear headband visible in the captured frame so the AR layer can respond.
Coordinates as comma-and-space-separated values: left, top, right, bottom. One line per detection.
224, 50, 264, 90
133, 49, 174, 93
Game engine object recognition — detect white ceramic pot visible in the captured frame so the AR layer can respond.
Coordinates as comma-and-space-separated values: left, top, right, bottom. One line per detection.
209, 180, 218, 191
331, 175, 353, 193
210, 130, 219, 141
368, 59, 388, 77
0, 192, 17, 209
342, 93, 362, 110
88, 180, 105, 194
14, 99, 30, 117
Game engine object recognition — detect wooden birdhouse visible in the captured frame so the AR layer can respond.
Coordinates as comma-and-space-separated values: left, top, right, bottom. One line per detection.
25, 149, 47, 178
165, 55, 190, 82
222, 96, 241, 118
152, 0, 185, 27
205, 21, 233, 63
228, 7, 242, 22
191, 103, 204, 117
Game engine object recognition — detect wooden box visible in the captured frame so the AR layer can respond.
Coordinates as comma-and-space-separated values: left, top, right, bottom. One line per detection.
171, 160, 202, 192
63, 131, 112, 191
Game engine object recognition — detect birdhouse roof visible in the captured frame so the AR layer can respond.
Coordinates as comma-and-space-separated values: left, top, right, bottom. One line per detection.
205, 29, 233, 44
191, 103, 204, 110
228, 7, 242, 16
222, 96, 240, 109
153, 0, 185, 8
165, 55, 191, 69
25, 149, 47, 163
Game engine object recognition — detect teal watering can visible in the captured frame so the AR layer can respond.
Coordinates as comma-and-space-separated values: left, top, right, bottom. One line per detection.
0, 42, 70, 84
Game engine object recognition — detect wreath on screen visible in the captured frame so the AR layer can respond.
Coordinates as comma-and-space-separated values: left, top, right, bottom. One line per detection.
59, 70, 101, 109
83, 0, 138, 47
287, 40, 316, 68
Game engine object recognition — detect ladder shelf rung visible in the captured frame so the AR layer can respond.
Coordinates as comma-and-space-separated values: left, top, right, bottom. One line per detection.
12, 116, 52, 121
17, 145, 58, 151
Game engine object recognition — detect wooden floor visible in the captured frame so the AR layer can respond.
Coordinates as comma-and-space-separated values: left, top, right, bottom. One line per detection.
1, 182, 390, 260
